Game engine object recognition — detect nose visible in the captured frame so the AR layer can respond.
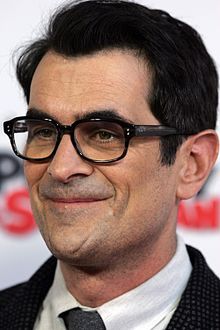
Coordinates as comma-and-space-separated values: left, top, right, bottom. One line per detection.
47, 135, 94, 182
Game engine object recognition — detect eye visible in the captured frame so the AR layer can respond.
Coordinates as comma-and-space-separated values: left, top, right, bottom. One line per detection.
88, 127, 124, 145
35, 128, 54, 138
29, 125, 57, 141
75, 121, 125, 148
94, 130, 116, 141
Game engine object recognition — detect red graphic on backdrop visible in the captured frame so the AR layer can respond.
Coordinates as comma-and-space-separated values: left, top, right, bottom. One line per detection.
0, 188, 36, 235
178, 198, 219, 229
0, 152, 36, 235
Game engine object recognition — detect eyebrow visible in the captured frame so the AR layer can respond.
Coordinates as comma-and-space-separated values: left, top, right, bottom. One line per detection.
26, 108, 134, 124
80, 110, 133, 123
27, 108, 52, 119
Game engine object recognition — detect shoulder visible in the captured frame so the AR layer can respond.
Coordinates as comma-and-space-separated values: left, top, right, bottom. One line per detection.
0, 256, 57, 297
186, 244, 220, 286
0, 256, 57, 328
167, 245, 220, 329
0, 282, 27, 306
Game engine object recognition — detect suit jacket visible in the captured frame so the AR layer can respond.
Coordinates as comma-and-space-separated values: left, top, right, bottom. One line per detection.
0, 246, 219, 330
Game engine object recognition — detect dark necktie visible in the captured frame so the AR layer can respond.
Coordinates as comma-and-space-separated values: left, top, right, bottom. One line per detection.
61, 307, 106, 330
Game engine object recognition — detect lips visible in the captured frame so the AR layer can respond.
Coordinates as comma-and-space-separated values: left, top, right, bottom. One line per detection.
48, 197, 108, 203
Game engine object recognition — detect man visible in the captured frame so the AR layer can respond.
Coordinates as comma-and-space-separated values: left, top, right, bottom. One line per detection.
1, 0, 219, 329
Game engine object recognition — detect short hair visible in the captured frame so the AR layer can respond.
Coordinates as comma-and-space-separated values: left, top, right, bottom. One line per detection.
16, 0, 218, 165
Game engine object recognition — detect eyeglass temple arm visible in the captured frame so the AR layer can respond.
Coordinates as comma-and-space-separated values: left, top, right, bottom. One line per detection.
134, 125, 180, 137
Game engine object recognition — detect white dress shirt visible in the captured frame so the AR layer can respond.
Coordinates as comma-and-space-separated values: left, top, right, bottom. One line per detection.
34, 236, 192, 330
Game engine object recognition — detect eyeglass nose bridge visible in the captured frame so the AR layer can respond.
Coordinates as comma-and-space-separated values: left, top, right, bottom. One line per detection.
55, 124, 84, 159
60, 124, 73, 135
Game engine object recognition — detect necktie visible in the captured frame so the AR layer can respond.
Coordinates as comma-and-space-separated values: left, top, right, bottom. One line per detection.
61, 307, 106, 330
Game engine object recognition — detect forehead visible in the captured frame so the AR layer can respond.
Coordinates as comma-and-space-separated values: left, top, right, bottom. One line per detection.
29, 50, 157, 124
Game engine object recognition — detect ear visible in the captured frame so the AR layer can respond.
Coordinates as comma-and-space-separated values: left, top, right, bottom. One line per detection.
176, 130, 219, 200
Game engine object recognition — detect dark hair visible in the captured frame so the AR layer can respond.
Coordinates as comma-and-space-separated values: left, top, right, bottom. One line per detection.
16, 0, 218, 165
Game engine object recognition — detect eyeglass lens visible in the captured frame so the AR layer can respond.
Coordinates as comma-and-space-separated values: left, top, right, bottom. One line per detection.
12, 119, 126, 161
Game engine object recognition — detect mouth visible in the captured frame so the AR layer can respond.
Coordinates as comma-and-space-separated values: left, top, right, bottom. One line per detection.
50, 197, 106, 202
47, 197, 109, 207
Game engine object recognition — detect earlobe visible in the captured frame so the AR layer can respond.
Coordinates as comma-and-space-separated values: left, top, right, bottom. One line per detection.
176, 130, 219, 200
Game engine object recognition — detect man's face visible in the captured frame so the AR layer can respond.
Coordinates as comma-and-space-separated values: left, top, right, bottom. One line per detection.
26, 50, 180, 268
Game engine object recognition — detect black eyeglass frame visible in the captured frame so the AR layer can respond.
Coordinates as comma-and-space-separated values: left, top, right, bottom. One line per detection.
3, 116, 194, 163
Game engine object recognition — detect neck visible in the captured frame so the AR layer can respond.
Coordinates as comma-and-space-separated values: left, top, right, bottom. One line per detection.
60, 235, 177, 307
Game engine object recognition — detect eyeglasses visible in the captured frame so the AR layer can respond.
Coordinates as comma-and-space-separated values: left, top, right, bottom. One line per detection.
3, 116, 192, 163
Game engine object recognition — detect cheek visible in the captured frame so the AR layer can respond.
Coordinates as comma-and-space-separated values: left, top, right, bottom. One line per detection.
24, 161, 48, 189
107, 147, 175, 224
24, 162, 49, 233
125, 145, 162, 195
103, 152, 160, 214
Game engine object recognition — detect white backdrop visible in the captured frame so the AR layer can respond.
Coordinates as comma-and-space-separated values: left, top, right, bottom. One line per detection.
0, 0, 219, 289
